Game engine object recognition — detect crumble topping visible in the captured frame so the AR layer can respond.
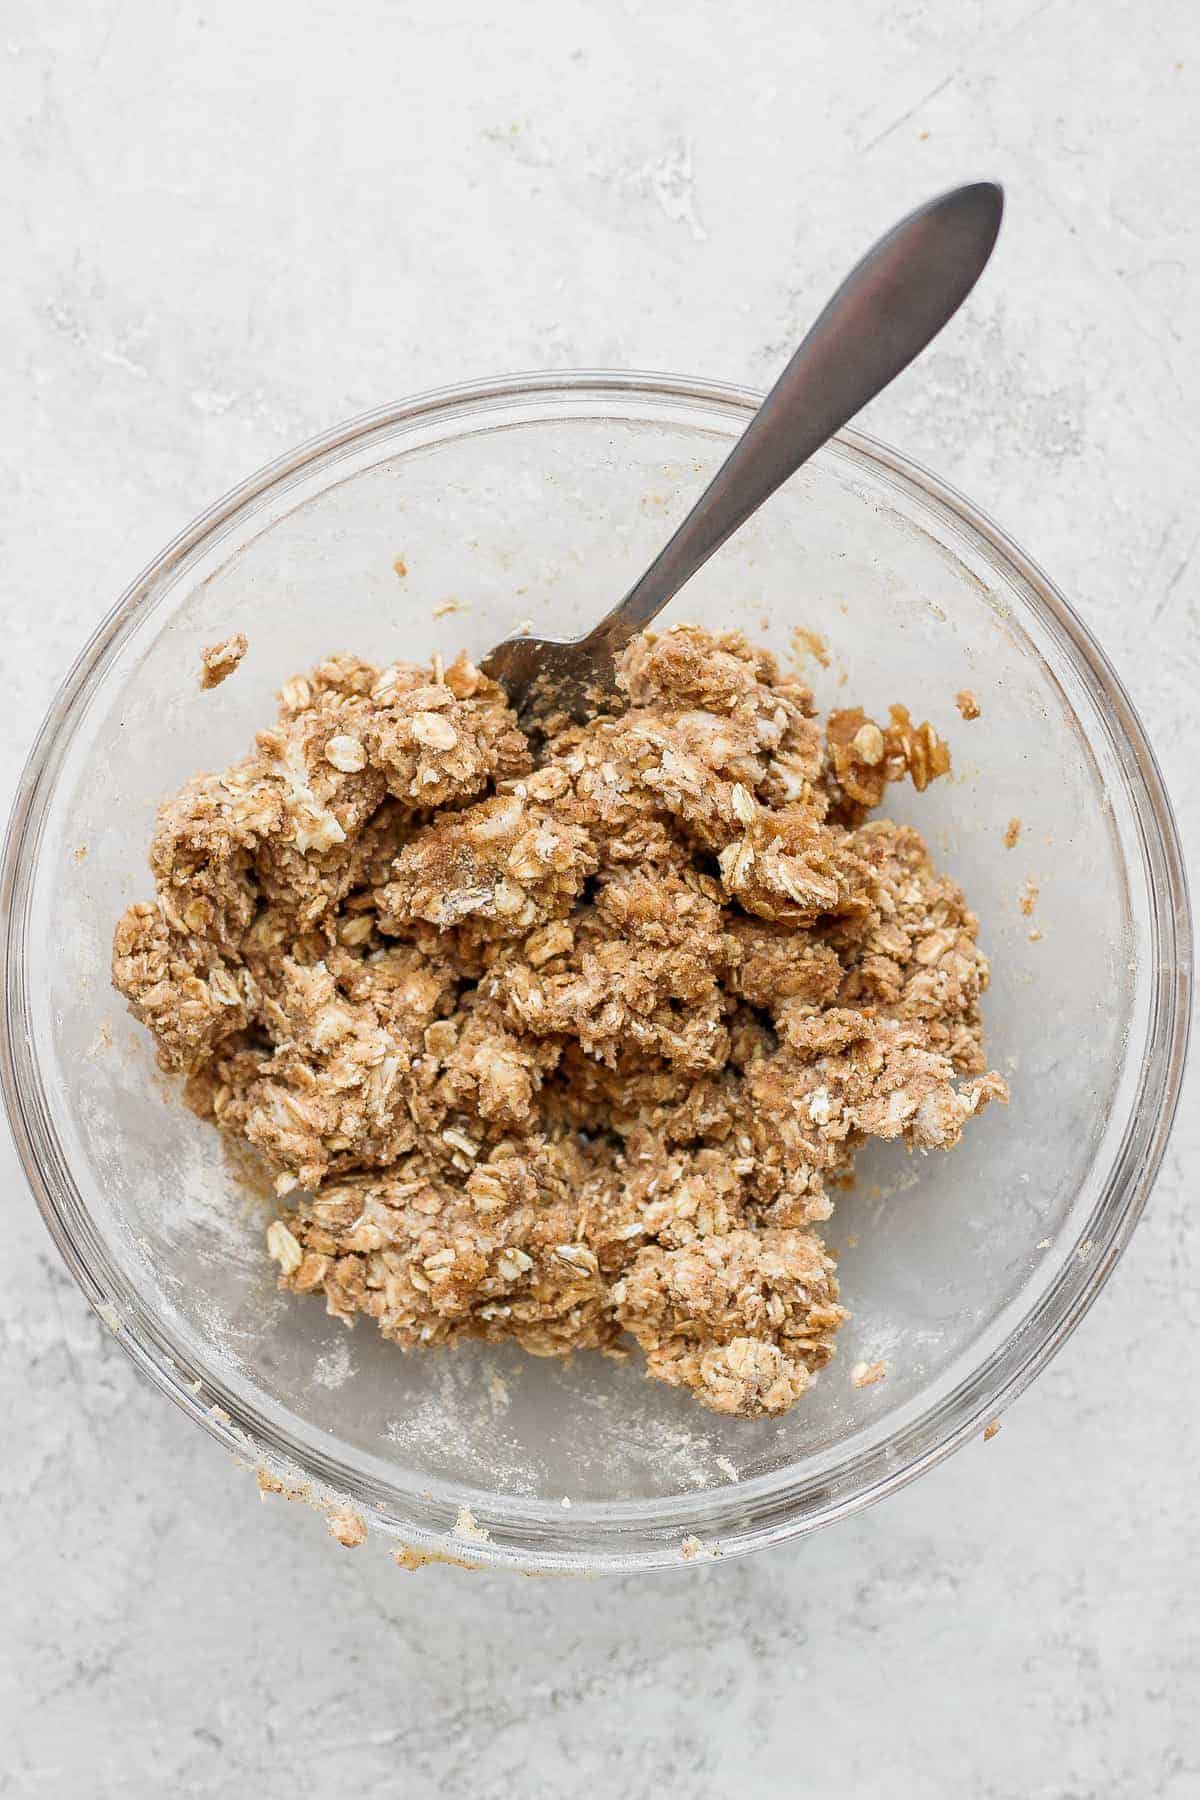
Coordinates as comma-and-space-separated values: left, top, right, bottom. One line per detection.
114, 625, 1006, 1418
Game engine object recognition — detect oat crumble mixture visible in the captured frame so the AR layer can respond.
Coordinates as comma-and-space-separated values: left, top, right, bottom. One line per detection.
113, 625, 1007, 1418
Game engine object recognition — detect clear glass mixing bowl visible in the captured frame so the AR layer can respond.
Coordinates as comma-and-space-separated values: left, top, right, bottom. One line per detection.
1, 374, 1191, 1572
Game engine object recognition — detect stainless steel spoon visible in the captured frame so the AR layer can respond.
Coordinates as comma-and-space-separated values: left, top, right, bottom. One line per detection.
481, 181, 1003, 721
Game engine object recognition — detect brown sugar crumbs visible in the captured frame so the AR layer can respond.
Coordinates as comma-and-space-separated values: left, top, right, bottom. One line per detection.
199, 632, 248, 690
113, 626, 1007, 1419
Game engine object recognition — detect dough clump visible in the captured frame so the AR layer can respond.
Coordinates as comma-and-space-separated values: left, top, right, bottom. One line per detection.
114, 627, 1006, 1417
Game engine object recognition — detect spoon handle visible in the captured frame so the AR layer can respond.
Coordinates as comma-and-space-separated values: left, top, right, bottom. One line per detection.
591, 182, 1003, 658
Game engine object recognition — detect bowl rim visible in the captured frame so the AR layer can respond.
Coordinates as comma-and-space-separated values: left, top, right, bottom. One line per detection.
2, 368, 1192, 1572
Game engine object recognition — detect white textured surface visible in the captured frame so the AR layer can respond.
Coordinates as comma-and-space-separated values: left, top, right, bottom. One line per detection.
2, 3, 1198, 1794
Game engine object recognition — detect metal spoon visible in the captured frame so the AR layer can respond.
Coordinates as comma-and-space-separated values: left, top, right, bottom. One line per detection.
481, 181, 1003, 722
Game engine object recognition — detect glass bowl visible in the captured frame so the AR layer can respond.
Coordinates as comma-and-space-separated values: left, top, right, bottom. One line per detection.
2, 373, 1190, 1573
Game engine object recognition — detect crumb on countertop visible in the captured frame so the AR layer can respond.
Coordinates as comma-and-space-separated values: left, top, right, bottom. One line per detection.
983, 1419, 1002, 1441
327, 1505, 368, 1547
1004, 818, 1021, 850
199, 632, 248, 690
955, 689, 980, 720
1019, 879, 1039, 917
393, 556, 408, 578
255, 1466, 310, 1503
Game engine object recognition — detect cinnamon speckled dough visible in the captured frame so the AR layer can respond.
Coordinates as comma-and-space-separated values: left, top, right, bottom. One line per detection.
113, 627, 1007, 1418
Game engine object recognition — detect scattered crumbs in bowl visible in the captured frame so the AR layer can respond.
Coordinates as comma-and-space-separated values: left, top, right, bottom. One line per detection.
199, 631, 248, 690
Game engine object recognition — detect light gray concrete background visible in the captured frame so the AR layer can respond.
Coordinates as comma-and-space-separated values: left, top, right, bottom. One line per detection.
2, 3, 1198, 1795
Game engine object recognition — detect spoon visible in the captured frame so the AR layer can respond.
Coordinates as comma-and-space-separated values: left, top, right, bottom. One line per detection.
481, 181, 1003, 722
